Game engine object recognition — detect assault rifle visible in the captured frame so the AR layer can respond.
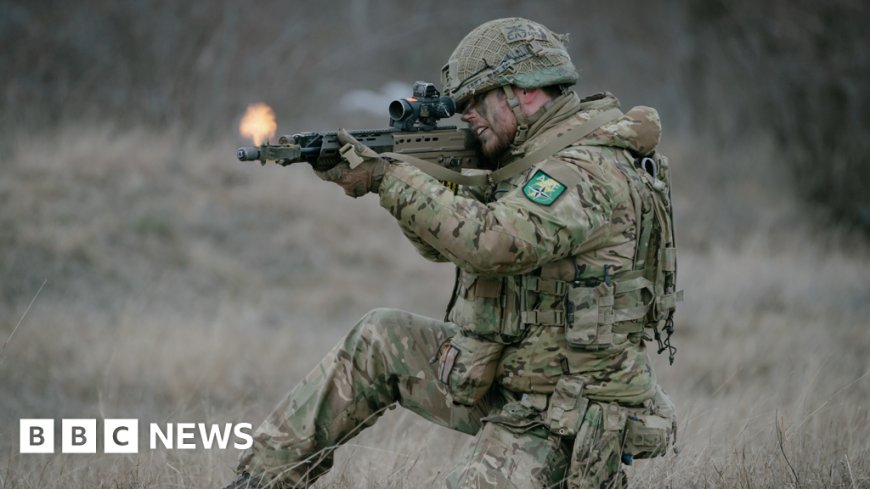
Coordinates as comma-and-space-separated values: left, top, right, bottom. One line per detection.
237, 81, 480, 173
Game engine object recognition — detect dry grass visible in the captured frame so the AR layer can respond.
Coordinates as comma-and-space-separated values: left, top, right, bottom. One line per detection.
1, 124, 868, 489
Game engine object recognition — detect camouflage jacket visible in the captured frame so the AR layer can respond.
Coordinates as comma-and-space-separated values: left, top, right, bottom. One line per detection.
378, 91, 661, 405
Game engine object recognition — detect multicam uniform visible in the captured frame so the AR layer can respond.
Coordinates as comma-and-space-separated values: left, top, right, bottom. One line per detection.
238, 90, 678, 488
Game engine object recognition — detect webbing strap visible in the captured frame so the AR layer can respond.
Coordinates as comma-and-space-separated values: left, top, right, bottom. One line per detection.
521, 272, 653, 328
636, 205, 655, 270
612, 305, 650, 323
521, 309, 565, 326
382, 108, 623, 187
612, 321, 645, 334
656, 291, 684, 311
616, 153, 649, 270
523, 305, 649, 329
524, 277, 568, 296
379, 153, 489, 186
662, 247, 676, 272
614, 276, 655, 296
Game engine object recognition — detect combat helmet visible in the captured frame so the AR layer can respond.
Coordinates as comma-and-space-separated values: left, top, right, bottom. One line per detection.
441, 17, 579, 111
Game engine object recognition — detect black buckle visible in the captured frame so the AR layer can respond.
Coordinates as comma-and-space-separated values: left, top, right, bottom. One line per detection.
655, 313, 677, 365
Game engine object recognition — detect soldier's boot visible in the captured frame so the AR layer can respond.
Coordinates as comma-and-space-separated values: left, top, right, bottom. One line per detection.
235, 308, 490, 488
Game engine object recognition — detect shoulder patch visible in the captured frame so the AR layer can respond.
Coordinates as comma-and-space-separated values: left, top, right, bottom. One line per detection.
522, 169, 566, 206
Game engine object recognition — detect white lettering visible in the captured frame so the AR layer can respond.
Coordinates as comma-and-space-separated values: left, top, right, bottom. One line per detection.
199, 423, 232, 449
149, 423, 173, 449
104, 419, 138, 453
233, 423, 254, 450
62, 419, 96, 453
176, 422, 196, 449
21, 419, 54, 453
19, 419, 253, 453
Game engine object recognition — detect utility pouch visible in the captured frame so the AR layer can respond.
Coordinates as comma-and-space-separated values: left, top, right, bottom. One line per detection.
623, 412, 671, 459
623, 386, 677, 459
451, 271, 523, 343
545, 375, 588, 437
565, 282, 614, 349
568, 402, 626, 488
440, 333, 504, 406
481, 401, 545, 435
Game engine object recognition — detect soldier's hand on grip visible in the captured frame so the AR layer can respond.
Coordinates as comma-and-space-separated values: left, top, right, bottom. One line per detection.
315, 129, 389, 198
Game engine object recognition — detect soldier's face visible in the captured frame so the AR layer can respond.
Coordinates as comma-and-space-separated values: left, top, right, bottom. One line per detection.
461, 89, 517, 161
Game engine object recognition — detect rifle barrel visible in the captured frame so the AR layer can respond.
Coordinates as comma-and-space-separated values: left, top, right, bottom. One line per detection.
237, 147, 261, 161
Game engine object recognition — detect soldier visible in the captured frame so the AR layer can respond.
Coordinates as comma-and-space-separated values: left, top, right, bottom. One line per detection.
225, 17, 679, 489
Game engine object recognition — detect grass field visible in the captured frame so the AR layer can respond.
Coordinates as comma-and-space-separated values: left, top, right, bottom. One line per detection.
1, 124, 868, 489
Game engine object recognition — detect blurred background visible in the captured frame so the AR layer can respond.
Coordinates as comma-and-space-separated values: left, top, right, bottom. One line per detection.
1, 0, 868, 487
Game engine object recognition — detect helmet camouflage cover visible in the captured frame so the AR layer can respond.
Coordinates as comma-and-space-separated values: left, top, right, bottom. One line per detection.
441, 18, 580, 109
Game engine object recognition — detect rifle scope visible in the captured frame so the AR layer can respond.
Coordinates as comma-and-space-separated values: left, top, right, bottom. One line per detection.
388, 81, 455, 131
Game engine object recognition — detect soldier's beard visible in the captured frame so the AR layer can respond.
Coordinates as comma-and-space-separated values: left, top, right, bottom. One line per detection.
465, 88, 519, 169
474, 116, 517, 169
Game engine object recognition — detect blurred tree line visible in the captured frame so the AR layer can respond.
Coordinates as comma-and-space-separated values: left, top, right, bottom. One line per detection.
684, 0, 870, 233
2, 0, 868, 231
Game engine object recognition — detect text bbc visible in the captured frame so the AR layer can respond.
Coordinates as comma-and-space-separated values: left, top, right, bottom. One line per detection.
19, 419, 253, 453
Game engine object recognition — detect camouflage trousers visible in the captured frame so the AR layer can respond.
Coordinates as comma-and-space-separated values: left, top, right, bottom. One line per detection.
237, 308, 626, 488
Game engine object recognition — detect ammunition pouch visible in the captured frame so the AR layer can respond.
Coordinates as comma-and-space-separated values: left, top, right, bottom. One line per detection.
481, 400, 546, 435
517, 271, 657, 350
622, 385, 677, 461
564, 282, 614, 349
540, 379, 675, 465
567, 401, 627, 487
545, 374, 588, 437
448, 270, 524, 343
561, 391, 675, 487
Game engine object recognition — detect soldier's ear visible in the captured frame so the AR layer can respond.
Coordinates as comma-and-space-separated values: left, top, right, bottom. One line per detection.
516, 87, 542, 106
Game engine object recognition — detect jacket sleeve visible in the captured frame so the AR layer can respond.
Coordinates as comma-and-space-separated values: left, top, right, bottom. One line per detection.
393, 177, 492, 263
396, 220, 450, 263
378, 156, 615, 276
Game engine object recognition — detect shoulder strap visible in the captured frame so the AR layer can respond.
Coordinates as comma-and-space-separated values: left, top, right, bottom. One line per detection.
382, 108, 623, 187
489, 108, 624, 184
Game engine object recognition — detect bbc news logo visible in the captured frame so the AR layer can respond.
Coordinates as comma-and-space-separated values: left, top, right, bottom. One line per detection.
20, 419, 253, 453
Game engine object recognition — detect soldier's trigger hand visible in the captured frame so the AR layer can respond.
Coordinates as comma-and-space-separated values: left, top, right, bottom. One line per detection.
314, 163, 349, 184
317, 163, 371, 198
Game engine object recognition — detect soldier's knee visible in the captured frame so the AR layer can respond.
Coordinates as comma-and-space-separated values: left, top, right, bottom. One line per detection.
359, 307, 401, 326
448, 422, 568, 489
355, 308, 412, 337
350, 308, 392, 338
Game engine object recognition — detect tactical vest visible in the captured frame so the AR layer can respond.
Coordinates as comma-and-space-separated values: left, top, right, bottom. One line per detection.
445, 131, 680, 364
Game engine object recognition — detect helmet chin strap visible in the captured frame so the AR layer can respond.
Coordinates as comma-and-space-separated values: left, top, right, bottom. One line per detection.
501, 85, 531, 147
